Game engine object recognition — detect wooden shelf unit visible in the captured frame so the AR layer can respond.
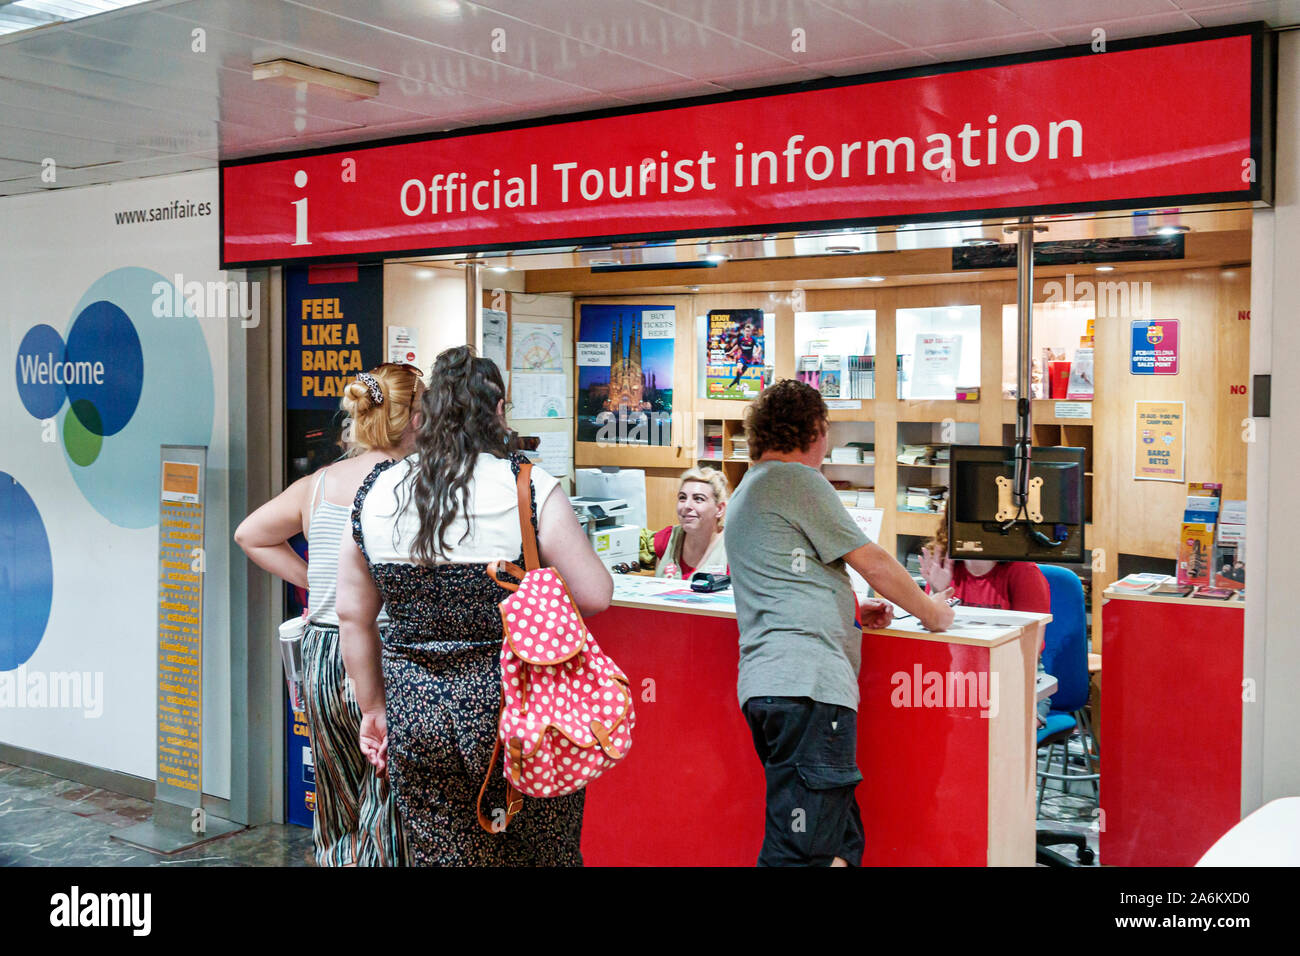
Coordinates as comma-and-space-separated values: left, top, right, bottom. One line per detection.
566, 244, 1251, 649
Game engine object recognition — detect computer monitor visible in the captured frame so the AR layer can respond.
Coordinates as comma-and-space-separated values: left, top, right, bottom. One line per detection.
947, 445, 1086, 564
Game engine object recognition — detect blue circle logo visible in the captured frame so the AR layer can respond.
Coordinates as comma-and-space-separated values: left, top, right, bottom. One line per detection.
0, 473, 53, 670
65, 300, 144, 438
15, 323, 69, 420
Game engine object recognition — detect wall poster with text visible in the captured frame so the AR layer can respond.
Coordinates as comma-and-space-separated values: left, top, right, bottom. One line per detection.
1134, 400, 1185, 482
705, 309, 765, 400
576, 304, 674, 445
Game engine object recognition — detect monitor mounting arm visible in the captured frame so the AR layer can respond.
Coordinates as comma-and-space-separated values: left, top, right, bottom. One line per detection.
1004, 217, 1048, 513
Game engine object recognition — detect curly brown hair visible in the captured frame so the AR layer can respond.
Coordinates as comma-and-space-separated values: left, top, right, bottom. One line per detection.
744, 378, 828, 459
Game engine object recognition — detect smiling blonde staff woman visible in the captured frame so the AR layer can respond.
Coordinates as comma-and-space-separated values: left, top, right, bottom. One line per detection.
648, 467, 730, 579
235, 363, 423, 867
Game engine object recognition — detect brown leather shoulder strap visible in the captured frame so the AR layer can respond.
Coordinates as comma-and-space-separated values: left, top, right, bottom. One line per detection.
516, 460, 540, 571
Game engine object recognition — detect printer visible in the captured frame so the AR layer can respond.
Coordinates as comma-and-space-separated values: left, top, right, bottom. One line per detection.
570, 496, 641, 571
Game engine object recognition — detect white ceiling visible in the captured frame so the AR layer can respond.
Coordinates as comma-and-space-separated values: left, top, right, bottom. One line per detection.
0, 0, 1294, 196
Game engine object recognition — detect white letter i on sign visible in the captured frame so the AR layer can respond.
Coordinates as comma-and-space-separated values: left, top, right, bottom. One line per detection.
292, 169, 312, 246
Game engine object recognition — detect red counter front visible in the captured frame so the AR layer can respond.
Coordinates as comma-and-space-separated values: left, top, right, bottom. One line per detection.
580, 595, 1046, 866
1100, 591, 1245, 866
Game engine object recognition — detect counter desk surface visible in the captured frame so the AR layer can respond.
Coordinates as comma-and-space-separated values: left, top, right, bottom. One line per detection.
581, 575, 1051, 866
609, 575, 1047, 647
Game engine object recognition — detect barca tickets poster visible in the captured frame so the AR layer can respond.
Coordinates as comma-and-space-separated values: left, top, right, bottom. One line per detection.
705, 309, 765, 400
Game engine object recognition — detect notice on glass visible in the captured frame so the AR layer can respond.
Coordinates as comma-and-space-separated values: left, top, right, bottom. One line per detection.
482, 309, 507, 373
908, 333, 962, 400
156, 446, 206, 806
641, 310, 675, 339
512, 322, 563, 371
387, 325, 419, 366
512, 371, 567, 418
1134, 401, 1185, 482
576, 341, 611, 366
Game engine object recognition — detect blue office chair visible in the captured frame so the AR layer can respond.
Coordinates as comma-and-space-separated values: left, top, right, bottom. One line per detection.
1036, 564, 1100, 866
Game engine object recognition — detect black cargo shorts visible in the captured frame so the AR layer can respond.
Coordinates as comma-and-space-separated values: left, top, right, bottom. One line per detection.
742, 695, 865, 866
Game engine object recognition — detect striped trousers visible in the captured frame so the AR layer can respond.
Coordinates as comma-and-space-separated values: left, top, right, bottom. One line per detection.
302, 624, 407, 866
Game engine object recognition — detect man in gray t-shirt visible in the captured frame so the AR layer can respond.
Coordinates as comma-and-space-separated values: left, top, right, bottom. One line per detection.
725, 380, 954, 867
727, 459, 868, 711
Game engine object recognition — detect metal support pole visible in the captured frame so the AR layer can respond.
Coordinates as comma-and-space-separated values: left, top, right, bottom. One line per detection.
1012, 217, 1037, 507
465, 262, 482, 352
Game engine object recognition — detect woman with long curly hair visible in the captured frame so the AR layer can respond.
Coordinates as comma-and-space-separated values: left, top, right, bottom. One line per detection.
337, 345, 612, 865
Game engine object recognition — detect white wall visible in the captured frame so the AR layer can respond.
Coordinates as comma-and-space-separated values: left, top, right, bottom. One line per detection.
0, 170, 234, 798
1244, 31, 1300, 810
384, 262, 467, 365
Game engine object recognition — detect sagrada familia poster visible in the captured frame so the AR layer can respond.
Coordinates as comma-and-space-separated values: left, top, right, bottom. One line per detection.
576, 304, 674, 445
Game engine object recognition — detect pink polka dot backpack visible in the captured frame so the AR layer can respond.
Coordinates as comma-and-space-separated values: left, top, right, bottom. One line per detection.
477, 462, 635, 833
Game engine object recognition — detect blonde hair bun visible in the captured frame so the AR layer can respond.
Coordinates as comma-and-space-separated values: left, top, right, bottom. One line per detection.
342, 380, 372, 412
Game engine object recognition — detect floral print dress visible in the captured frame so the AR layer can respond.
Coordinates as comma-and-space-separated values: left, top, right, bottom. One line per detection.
351, 455, 584, 866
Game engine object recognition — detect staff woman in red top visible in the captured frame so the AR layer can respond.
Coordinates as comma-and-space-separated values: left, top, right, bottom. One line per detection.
919, 511, 1051, 615
921, 509, 1053, 723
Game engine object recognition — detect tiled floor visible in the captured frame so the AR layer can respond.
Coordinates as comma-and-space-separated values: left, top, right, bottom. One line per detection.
0, 762, 314, 867
3, 757, 1101, 866
1036, 748, 1103, 866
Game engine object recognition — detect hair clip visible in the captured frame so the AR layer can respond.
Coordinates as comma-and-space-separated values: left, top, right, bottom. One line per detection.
356, 372, 384, 406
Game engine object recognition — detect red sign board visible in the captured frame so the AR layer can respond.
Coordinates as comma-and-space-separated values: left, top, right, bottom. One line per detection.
220, 27, 1264, 267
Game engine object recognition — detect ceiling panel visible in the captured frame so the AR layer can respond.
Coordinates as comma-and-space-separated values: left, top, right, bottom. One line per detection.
470, 0, 804, 76
0, 0, 1287, 198
1045, 11, 1206, 44
292, 0, 702, 95
0, 76, 223, 152
71, 9, 457, 123
997, 0, 1183, 31
642, 0, 905, 61
0, 46, 264, 136
0, 121, 168, 166
816, 0, 1036, 47
1180, 0, 1300, 26
923, 31, 1063, 62
815, 47, 938, 76
148, 0, 610, 108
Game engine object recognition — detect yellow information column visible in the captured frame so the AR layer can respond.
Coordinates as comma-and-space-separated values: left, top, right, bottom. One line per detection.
114, 445, 240, 853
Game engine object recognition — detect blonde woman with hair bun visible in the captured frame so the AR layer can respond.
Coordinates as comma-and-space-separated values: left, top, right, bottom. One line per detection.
235, 362, 423, 866
648, 466, 731, 579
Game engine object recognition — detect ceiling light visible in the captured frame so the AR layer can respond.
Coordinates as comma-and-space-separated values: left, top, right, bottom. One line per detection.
702, 253, 728, 263
253, 59, 379, 100
866, 276, 886, 282
489, 265, 511, 273
0, 0, 152, 37
1156, 225, 1191, 236
1095, 265, 1115, 272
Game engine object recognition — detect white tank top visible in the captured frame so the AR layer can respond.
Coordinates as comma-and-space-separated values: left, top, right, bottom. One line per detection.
307, 467, 388, 627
